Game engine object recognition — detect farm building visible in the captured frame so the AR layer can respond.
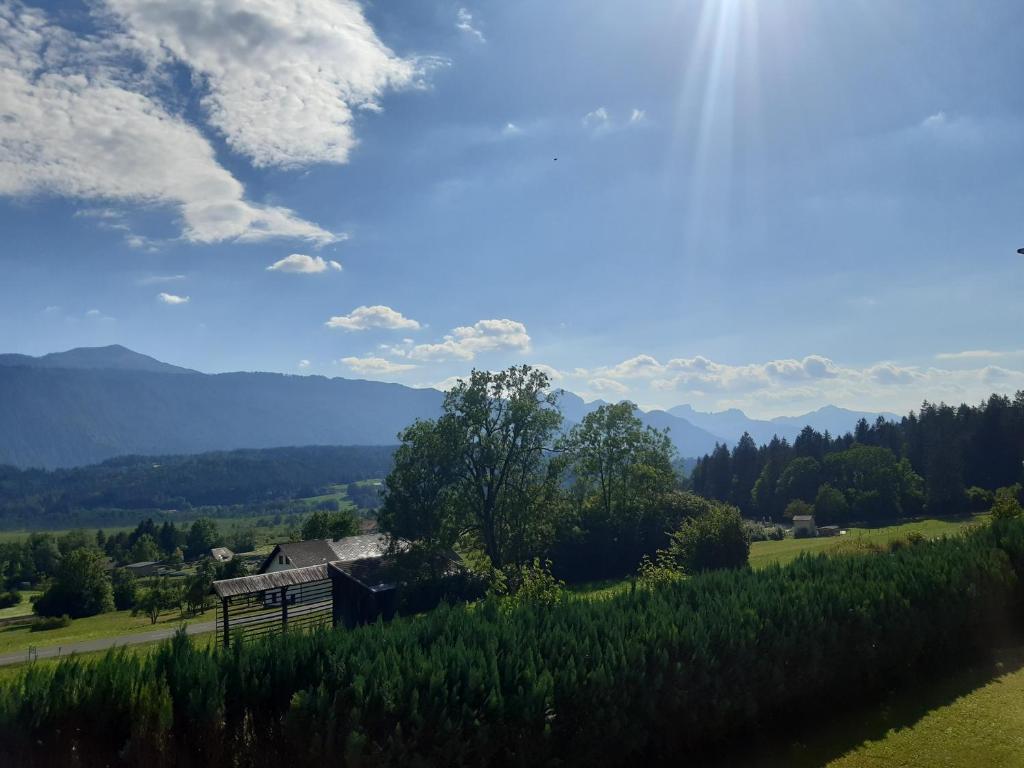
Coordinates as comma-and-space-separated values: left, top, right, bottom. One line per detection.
125, 561, 160, 577
818, 525, 841, 537
210, 547, 234, 562
792, 515, 817, 537
258, 533, 396, 574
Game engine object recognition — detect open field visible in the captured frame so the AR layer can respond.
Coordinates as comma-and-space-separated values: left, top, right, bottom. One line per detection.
0, 590, 39, 621
0, 604, 213, 657
748, 516, 984, 569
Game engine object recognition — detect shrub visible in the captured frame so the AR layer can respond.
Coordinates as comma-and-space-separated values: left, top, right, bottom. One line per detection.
30, 614, 71, 632
0, 591, 21, 609
33, 549, 113, 618
742, 520, 785, 543
490, 558, 565, 611
992, 485, 1024, 520
966, 486, 995, 512
662, 501, 749, 573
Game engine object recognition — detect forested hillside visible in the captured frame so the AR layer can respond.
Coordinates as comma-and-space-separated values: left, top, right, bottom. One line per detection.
690, 393, 1024, 522
0, 445, 394, 530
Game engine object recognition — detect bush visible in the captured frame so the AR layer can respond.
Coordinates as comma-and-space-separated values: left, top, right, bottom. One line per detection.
2, 519, 1023, 766
966, 486, 995, 512
992, 485, 1024, 520
489, 559, 565, 611
661, 501, 749, 574
0, 591, 21, 609
30, 614, 71, 632
742, 520, 785, 543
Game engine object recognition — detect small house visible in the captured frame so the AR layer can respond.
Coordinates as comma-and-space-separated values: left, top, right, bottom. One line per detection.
792, 515, 817, 538
210, 547, 234, 563
257, 534, 395, 574
125, 561, 160, 578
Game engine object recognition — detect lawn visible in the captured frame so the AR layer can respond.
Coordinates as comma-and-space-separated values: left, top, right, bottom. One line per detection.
0, 590, 40, 621
826, 647, 1024, 767
0, 604, 214, 656
726, 643, 1024, 767
748, 516, 983, 570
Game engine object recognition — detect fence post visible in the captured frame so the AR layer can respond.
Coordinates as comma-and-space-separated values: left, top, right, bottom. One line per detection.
281, 586, 288, 632
221, 596, 230, 648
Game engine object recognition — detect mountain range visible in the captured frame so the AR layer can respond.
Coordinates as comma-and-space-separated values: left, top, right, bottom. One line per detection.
0, 346, 897, 468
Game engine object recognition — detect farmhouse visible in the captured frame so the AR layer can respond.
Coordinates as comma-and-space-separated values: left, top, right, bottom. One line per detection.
258, 533, 394, 574
792, 515, 817, 537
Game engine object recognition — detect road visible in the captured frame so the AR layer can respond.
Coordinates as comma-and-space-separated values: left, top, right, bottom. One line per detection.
0, 619, 216, 667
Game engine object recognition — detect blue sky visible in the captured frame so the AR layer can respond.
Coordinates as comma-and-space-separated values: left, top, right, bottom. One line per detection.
1, 0, 1022, 417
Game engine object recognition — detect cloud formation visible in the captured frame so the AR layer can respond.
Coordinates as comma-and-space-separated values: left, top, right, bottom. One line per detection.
341, 355, 416, 374
395, 319, 531, 362
0, 1, 414, 243
455, 8, 485, 42
326, 305, 421, 331
105, 0, 418, 168
267, 254, 342, 273
158, 292, 189, 305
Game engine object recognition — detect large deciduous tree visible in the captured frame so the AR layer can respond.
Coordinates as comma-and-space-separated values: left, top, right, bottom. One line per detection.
382, 366, 563, 569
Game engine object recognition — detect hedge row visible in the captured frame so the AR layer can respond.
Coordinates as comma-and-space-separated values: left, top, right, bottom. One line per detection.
2, 518, 1023, 767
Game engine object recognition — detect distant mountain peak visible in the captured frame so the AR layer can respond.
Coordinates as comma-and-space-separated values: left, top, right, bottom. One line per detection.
0, 345, 196, 374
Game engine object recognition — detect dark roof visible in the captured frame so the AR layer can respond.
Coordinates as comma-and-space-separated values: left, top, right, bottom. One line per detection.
213, 564, 329, 598
258, 534, 397, 573
329, 558, 398, 593
258, 540, 340, 572
792, 515, 815, 522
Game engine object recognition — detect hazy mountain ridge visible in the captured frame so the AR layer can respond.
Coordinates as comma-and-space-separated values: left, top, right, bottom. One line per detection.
668, 402, 898, 446
0, 346, 896, 468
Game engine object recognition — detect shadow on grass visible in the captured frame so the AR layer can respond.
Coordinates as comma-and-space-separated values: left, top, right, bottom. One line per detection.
710, 643, 1024, 768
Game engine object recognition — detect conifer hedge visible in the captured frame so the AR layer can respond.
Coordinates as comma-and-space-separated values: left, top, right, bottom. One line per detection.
3, 519, 1023, 767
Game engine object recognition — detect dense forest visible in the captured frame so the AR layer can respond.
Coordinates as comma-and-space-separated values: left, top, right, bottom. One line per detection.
3, 517, 1022, 766
0, 445, 394, 530
690, 393, 1024, 523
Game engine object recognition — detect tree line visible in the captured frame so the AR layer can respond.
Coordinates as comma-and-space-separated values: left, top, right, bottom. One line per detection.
690, 392, 1024, 523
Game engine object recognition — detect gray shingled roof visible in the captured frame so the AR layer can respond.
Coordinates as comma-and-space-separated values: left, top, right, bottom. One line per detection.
213, 564, 328, 598
258, 534, 400, 573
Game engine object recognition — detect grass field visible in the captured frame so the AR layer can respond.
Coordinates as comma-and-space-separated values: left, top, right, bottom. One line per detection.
748, 516, 983, 569
0, 604, 211, 656
727, 643, 1024, 767
0, 590, 40, 621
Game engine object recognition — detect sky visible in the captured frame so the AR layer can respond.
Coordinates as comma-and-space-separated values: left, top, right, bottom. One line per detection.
1, 0, 1022, 418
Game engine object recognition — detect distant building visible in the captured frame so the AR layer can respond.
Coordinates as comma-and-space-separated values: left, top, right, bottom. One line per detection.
258, 534, 394, 574
818, 525, 840, 537
125, 561, 160, 577
210, 547, 234, 563
792, 515, 817, 538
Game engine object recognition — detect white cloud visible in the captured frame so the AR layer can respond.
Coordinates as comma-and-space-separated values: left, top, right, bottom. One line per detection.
85, 309, 101, 317
139, 274, 186, 285
629, 108, 647, 123
158, 292, 190, 305
936, 349, 1024, 361
105, 0, 420, 169
0, 3, 356, 243
921, 111, 947, 128
326, 305, 421, 331
403, 319, 530, 362
502, 122, 523, 137
267, 254, 343, 273
588, 378, 629, 396
341, 356, 416, 374
455, 8, 485, 42
298, 359, 311, 369
531, 363, 564, 382
583, 106, 610, 129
